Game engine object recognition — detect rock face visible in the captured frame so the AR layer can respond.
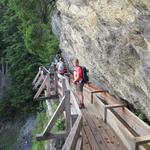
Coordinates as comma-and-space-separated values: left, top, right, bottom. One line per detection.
52, 0, 150, 120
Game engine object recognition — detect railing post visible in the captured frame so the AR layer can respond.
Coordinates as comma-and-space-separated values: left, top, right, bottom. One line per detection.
46, 74, 51, 97
54, 72, 58, 95
65, 90, 71, 135
62, 78, 66, 96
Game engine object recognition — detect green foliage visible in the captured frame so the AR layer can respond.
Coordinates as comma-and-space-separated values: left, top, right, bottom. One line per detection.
0, 119, 24, 150
11, 0, 59, 62
0, 0, 59, 120
32, 105, 48, 150
135, 111, 150, 125
51, 101, 65, 132
32, 101, 65, 149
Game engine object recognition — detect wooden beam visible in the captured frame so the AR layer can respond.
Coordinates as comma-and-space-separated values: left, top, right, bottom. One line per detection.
106, 107, 136, 150
34, 95, 59, 101
104, 104, 126, 123
32, 70, 40, 85
91, 90, 108, 104
45, 74, 52, 97
33, 76, 47, 99
54, 72, 58, 95
91, 90, 108, 94
62, 78, 66, 96
42, 66, 50, 74
64, 76, 70, 89
57, 80, 63, 89
43, 97, 65, 134
57, 72, 65, 79
65, 90, 71, 135
134, 135, 150, 144
71, 114, 78, 126
134, 135, 150, 150
75, 136, 83, 150
33, 74, 44, 90
105, 104, 126, 109
36, 132, 67, 141
62, 115, 82, 150
64, 77, 82, 115
87, 82, 150, 138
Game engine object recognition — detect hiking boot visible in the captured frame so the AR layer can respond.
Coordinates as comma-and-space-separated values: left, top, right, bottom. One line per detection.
82, 103, 85, 109
79, 103, 85, 109
79, 103, 82, 109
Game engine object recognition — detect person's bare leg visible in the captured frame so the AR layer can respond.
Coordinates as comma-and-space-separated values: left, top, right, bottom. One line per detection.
77, 91, 81, 104
80, 92, 84, 104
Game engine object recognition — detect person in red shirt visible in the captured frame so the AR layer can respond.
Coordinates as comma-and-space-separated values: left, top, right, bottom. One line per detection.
73, 59, 85, 109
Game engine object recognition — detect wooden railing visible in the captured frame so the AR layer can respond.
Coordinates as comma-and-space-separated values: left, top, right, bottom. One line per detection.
33, 66, 150, 150
84, 83, 150, 150
32, 66, 83, 150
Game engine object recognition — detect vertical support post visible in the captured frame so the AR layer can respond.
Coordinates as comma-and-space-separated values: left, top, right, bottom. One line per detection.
46, 74, 51, 97
104, 107, 107, 123
65, 90, 71, 134
54, 72, 58, 95
62, 78, 66, 96
91, 92, 93, 104
135, 144, 138, 150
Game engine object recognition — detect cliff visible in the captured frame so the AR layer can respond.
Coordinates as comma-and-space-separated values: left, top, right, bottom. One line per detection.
52, 0, 150, 120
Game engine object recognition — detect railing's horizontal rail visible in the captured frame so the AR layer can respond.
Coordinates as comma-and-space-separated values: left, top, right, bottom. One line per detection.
33, 68, 83, 150
104, 104, 126, 123
36, 132, 67, 141
62, 115, 82, 150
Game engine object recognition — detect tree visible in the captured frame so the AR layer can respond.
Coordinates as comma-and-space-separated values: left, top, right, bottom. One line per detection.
0, 0, 59, 120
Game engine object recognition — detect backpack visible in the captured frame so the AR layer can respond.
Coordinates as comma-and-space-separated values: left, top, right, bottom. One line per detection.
80, 66, 89, 83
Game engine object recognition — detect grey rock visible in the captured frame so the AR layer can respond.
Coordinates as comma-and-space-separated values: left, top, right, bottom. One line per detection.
53, 0, 150, 121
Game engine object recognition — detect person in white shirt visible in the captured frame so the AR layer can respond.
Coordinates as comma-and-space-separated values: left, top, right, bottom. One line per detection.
56, 58, 65, 75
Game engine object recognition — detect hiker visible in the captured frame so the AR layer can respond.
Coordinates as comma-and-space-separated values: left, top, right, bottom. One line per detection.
54, 54, 60, 65
73, 59, 85, 109
56, 58, 65, 75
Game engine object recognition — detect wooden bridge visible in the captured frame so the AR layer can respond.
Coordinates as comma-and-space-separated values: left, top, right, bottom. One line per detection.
32, 66, 150, 150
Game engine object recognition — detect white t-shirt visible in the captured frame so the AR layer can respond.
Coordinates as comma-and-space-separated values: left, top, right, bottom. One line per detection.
57, 61, 64, 73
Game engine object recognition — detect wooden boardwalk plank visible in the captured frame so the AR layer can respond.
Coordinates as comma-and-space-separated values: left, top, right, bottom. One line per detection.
82, 129, 91, 150
72, 86, 127, 150
82, 116, 100, 150
93, 115, 126, 150
82, 109, 109, 150
83, 90, 127, 150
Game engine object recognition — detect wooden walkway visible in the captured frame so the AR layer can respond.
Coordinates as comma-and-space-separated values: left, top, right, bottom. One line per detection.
72, 86, 127, 150
82, 98, 126, 150
33, 67, 150, 150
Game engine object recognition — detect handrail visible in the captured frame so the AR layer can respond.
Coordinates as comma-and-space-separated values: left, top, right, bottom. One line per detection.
41, 66, 51, 74
84, 83, 150, 150
62, 115, 82, 150
32, 68, 83, 150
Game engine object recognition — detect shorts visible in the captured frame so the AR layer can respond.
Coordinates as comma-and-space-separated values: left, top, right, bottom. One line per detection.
76, 82, 84, 92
